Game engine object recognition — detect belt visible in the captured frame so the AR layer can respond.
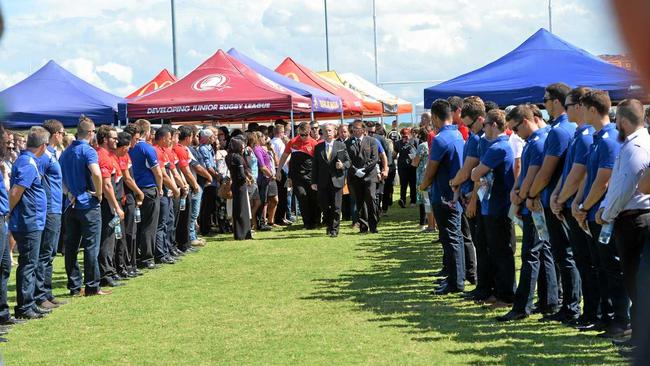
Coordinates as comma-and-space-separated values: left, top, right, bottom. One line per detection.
619, 209, 650, 218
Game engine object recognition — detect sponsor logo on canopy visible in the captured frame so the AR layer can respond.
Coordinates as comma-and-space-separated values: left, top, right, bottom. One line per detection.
192, 74, 231, 92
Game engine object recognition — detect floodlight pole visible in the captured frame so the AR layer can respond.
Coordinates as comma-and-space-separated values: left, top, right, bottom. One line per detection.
171, 0, 178, 76
372, 0, 378, 85
548, 0, 553, 33
324, 0, 330, 71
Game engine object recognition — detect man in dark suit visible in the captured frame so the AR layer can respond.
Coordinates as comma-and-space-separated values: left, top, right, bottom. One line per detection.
311, 124, 351, 237
346, 120, 380, 233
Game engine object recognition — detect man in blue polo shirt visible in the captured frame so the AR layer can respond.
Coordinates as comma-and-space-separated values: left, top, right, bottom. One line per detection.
34, 119, 65, 310
419, 99, 465, 295
572, 90, 628, 338
60, 116, 107, 297
526, 83, 581, 323
551, 87, 597, 328
10, 127, 48, 319
130, 119, 163, 269
471, 109, 516, 308
450, 96, 486, 301
497, 105, 558, 322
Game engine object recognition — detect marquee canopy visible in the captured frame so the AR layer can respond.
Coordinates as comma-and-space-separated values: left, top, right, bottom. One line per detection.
338, 72, 413, 115
227, 48, 342, 114
0, 60, 123, 128
126, 69, 178, 99
127, 50, 312, 121
424, 28, 644, 107
317, 71, 383, 116
275, 57, 365, 116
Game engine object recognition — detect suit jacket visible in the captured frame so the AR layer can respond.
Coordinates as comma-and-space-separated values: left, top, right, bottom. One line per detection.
345, 135, 379, 182
311, 140, 351, 189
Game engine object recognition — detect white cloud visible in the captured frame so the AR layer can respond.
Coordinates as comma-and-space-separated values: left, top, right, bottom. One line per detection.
133, 18, 168, 39
0, 72, 29, 90
97, 62, 133, 84
61, 57, 108, 90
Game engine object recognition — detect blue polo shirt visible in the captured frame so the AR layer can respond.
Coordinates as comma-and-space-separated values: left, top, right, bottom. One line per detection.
197, 144, 216, 186
583, 123, 621, 221
540, 114, 576, 207
429, 124, 464, 207
560, 124, 595, 208
10, 151, 47, 232
461, 131, 483, 195
480, 135, 514, 216
129, 140, 158, 188
60, 140, 100, 210
37, 146, 63, 215
519, 127, 549, 215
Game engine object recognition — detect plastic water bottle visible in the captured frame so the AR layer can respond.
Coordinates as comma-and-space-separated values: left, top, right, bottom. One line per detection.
114, 222, 122, 240
598, 222, 613, 245
531, 210, 550, 242
108, 215, 120, 228
477, 172, 494, 202
508, 205, 523, 229
179, 197, 187, 211
134, 207, 141, 223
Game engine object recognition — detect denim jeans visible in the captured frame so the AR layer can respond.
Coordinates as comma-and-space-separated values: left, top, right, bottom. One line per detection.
64, 206, 101, 293
189, 187, 203, 241
35, 213, 61, 303
432, 203, 465, 290
155, 195, 171, 260
0, 221, 11, 321
14, 230, 43, 314
545, 209, 581, 317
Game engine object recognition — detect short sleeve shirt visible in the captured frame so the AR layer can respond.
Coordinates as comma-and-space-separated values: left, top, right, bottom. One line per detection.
60, 140, 100, 210
128, 140, 158, 188
541, 114, 577, 207
284, 135, 318, 157
428, 125, 464, 206
480, 135, 514, 216
518, 127, 549, 216
37, 146, 63, 215
560, 124, 595, 208
461, 131, 483, 195
583, 123, 621, 221
10, 150, 46, 232
173, 143, 191, 169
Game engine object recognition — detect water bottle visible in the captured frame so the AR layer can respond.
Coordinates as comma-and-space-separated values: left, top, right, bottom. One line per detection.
179, 197, 187, 211
598, 222, 613, 245
134, 207, 141, 223
108, 215, 120, 228
114, 222, 122, 240
477, 172, 494, 202
531, 210, 550, 242
508, 204, 523, 229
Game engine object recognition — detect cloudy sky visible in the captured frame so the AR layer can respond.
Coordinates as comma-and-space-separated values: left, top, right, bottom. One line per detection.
0, 0, 624, 108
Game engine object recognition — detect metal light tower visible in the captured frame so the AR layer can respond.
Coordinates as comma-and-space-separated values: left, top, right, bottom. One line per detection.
548, 0, 553, 33
324, 0, 330, 71
372, 0, 378, 84
171, 0, 178, 76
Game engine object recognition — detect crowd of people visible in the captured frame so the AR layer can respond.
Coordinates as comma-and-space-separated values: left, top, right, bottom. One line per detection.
0, 84, 648, 361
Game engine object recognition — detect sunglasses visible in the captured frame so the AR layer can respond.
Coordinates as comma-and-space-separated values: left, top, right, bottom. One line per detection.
543, 97, 555, 103
512, 120, 524, 133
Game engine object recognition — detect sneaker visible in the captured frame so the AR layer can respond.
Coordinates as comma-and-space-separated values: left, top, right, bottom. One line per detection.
191, 239, 205, 247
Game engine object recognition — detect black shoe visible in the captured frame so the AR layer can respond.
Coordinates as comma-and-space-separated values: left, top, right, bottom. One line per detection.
33, 305, 52, 315
328, 232, 338, 238
466, 276, 477, 285
100, 278, 124, 287
496, 310, 528, 322
15, 311, 43, 320
117, 271, 131, 280
539, 311, 577, 323
612, 337, 634, 348
435, 277, 448, 285
69, 289, 82, 297
577, 320, 608, 332
434, 285, 462, 295
0, 317, 26, 326
370, 229, 379, 234
598, 324, 631, 339
173, 248, 186, 256
259, 225, 272, 232
125, 271, 138, 278
112, 274, 125, 281
398, 199, 406, 208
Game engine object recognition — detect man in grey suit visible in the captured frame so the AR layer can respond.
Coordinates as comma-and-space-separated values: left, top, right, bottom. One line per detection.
346, 120, 380, 233
311, 124, 351, 237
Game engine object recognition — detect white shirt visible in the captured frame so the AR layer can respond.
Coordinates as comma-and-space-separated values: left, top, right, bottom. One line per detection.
508, 133, 524, 159
600, 128, 650, 222
270, 136, 288, 173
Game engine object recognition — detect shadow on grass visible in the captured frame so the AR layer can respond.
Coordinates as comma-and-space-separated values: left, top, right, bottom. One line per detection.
302, 210, 623, 365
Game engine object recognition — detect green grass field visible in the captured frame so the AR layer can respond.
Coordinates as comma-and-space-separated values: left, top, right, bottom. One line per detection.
0, 204, 626, 365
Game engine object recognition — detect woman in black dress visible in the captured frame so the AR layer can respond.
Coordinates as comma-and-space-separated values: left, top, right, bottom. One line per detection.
226, 137, 252, 240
